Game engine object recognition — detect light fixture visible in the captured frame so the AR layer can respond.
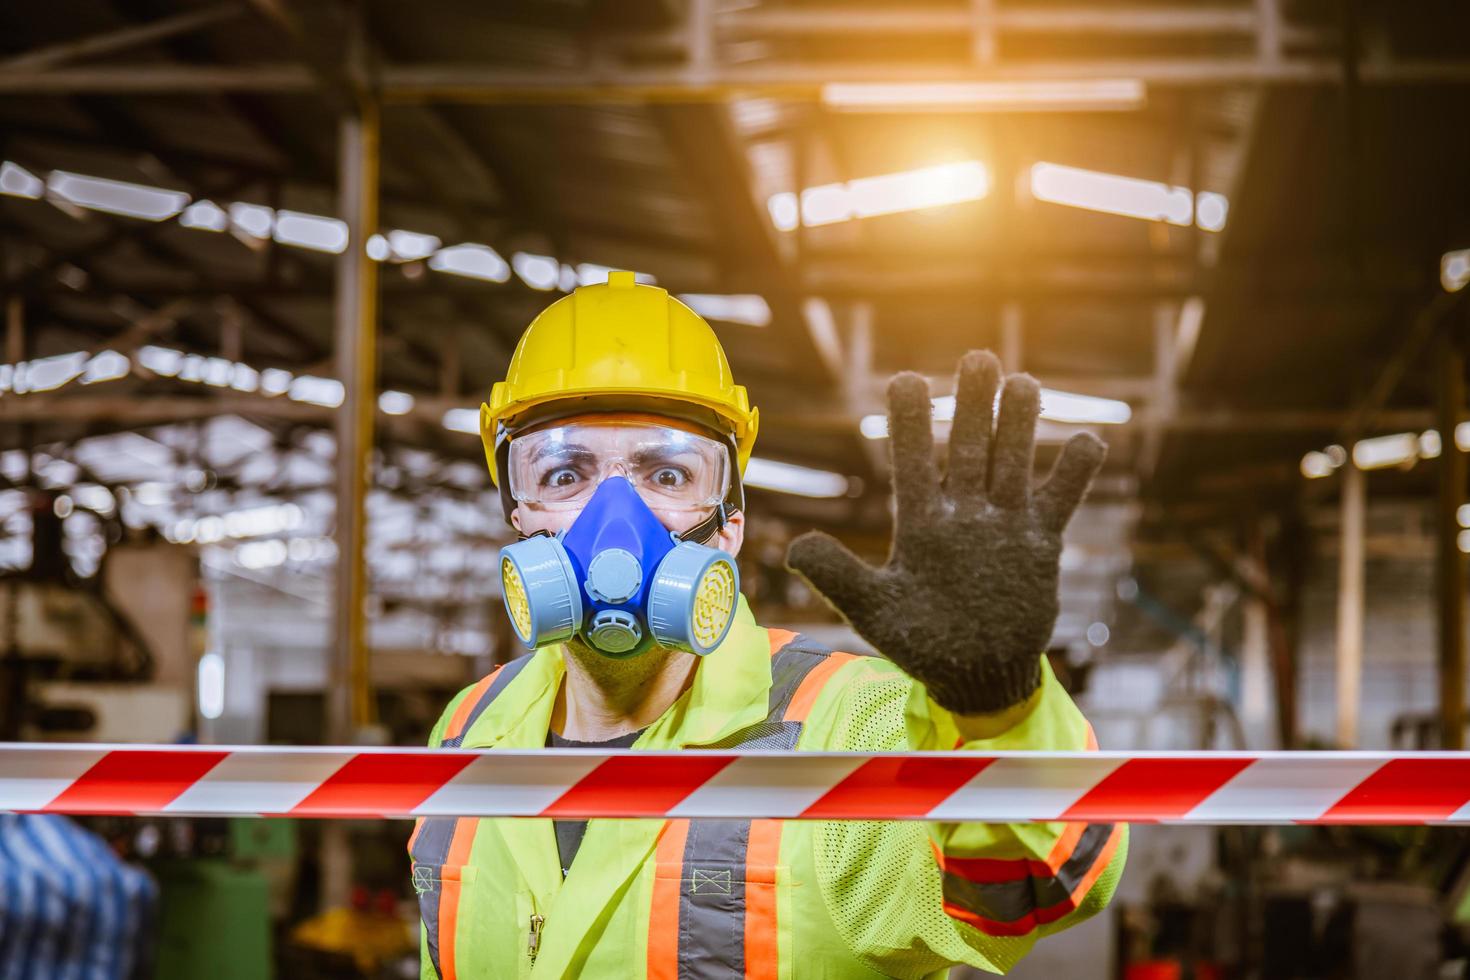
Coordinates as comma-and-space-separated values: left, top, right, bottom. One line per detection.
378, 390, 416, 416
744, 457, 849, 498
1351, 432, 1419, 470
860, 387, 1131, 439
429, 244, 511, 283
179, 200, 228, 232
1300, 451, 1334, 479
287, 376, 345, 408
273, 210, 349, 254
228, 202, 273, 240
1444, 249, 1470, 293
198, 652, 225, 720
387, 230, 441, 263
442, 408, 479, 434
678, 294, 773, 327
822, 79, 1146, 113
47, 170, 189, 222
1029, 162, 1227, 232
0, 161, 44, 199
768, 160, 990, 231
512, 252, 560, 291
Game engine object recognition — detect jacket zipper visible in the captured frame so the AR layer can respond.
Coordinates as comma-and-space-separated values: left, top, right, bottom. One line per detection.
528, 913, 545, 964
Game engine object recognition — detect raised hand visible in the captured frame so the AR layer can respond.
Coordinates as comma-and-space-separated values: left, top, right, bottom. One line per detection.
785, 350, 1106, 716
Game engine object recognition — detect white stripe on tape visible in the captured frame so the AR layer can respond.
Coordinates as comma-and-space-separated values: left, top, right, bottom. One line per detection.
164, 750, 357, 815
667, 754, 869, 818
1185, 756, 1388, 823
413, 753, 608, 817
926, 755, 1127, 822
0, 747, 108, 811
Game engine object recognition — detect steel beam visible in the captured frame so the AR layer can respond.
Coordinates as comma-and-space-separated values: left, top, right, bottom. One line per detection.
4, 58, 1470, 96
0, 4, 242, 71
1436, 330, 1466, 749
330, 97, 380, 742
1335, 462, 1365, 748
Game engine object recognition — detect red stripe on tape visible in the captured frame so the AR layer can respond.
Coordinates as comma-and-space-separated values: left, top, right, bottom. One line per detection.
1060, 757, 1253, 822
801, 757, 992, 819
1318, 758, 1470, 823
291, 753, 477, 817
541, 754, 736, 818
44, 749, 229, 814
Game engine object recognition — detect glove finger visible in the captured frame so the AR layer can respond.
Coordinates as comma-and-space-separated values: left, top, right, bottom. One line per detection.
886, 372, 942, 533
944, 350, 1002, 512
786, 531, 885, 624
1035, 431, 1107, 532
988, 373, 1041, 509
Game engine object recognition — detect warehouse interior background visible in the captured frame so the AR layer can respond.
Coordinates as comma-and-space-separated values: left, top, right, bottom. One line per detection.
1, 0, 1469, 977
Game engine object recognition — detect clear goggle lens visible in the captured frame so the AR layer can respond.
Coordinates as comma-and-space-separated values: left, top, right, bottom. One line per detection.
507, 422, 730, 512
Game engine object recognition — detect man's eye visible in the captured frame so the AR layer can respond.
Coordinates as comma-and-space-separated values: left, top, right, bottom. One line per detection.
542, 467, 580, 487
652, 467, 688, 488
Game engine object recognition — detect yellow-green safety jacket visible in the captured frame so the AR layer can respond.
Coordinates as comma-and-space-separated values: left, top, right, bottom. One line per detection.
411, 598, 1127, 979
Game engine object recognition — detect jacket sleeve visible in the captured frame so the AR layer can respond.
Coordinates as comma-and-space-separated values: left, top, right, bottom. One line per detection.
807, 656, 1127, 977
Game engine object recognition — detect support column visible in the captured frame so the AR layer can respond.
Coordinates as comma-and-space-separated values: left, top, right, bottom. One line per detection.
1436, 331, 1466, 749
1335, 461, 1365, 748
999, 301, 1022, 372
330, 99, 380, 745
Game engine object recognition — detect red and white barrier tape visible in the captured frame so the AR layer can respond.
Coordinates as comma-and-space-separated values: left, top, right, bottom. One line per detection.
4, 744, 1470, 824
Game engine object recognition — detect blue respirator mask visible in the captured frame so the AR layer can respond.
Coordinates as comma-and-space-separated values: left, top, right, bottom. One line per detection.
497, 420, 742, 659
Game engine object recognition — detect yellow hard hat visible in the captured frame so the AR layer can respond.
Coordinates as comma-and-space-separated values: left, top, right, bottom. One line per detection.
480, 270, 759, 490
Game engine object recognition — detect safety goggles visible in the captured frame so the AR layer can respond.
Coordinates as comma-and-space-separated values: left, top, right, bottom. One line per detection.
507, 420, 731, 513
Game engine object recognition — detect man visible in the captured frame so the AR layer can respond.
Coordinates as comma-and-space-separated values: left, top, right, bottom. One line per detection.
411, 271, 1127, 978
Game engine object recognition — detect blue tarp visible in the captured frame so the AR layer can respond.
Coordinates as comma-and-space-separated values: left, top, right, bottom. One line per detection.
0, 813, 156, 980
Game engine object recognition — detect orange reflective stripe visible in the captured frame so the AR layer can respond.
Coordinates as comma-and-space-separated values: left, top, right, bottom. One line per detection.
782, 652, 855, 722
438, 817, 480, 980
648, 819, 690, 980
766, 628, 797, 657
744, 818, 783, 980
444, 668, 499, 742
1066, 823, 1123, 907
407, 817, 425, 855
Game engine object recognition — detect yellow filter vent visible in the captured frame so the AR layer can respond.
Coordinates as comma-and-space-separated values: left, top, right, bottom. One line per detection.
691, 560, 737, 650
501, 556, 533, 641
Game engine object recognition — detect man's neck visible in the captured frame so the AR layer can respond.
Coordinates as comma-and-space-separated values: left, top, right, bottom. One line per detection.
551, 642, 698, 741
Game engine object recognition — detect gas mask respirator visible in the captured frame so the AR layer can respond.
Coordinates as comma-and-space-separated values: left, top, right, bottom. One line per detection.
498, 477, 740, 658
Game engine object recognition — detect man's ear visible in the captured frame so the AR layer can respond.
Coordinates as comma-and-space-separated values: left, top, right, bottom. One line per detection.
715, 508, 745, 558
510, 507, 523, 534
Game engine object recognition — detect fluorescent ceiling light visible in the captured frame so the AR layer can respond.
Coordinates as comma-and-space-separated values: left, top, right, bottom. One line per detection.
744, 457, 849, 498
860, 387, 1131, 439
512, 252, 561, 291
273, 210, 349, 254
81, 350, 130, 384
429, 244, 511, 283
379, 390, 415, 415
137, 345, 183, 376
288, 375, 345, 408
47, 170, 188, 221
229, 202, 273, 239
1300, 451, 1334, 479
678, 293, 772, 327
822, 80, 1145, 112
768, 160, 990, 231
1030, 162, 1227, 232
388, 229, 441, 262
0, 161, 44, 199
442, 408, 479, 434
1443, 248, 1470, 293
1351, 432, 1418, 470
179, 200, 228, 232
576, 264, 657, 287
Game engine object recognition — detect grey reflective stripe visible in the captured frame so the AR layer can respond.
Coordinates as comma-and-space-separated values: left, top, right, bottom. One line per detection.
671, 635, 851, 975
677, 819, 753, 979
440, 653, 535, 749
410, 817, 460, 978
940, 822, 1116, 926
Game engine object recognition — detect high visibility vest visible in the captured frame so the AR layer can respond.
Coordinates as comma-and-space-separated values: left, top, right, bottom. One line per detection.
411, 599, 1126, 979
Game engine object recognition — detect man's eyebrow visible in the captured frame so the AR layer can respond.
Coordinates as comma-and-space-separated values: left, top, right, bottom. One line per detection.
629, 445, 701, 466
530, 442, 595, 465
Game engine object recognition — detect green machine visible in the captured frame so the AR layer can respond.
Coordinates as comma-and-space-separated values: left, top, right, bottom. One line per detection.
151, 819, 295, 980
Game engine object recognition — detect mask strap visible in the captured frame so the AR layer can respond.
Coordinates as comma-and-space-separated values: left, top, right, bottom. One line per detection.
678, 503, 730, 545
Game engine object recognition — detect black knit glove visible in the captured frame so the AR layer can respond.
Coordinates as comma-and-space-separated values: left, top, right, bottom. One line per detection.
785, 350, 1106, 716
